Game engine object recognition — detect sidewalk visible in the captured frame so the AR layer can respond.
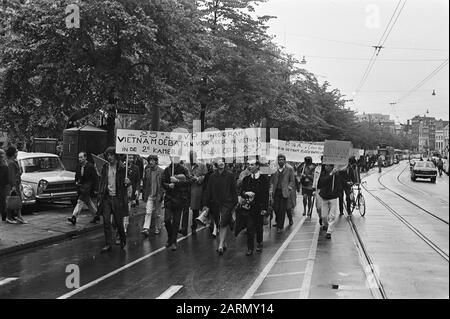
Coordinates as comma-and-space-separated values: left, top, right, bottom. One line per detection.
0, 204, 146, 257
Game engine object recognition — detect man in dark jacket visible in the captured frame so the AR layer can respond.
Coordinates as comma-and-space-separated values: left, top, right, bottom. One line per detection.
269, 154, 295, 234
318, 164, 344, 239
97, 147, 130, 253
236, 160, 269, 255
132, 155, 144, 206
68, 152, 98, 225
203, 158, 238, 254
128, 155, 142, 207
162, 156, 192, 251
338, 157, 359, 216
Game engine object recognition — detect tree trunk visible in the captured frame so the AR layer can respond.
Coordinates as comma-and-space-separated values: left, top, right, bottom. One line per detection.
151, 104, 160, 131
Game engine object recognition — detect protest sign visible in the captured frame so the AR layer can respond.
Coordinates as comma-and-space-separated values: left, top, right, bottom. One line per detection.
268, 139, 324, 163
116, 129, 191, 161
193, 128, 265, 160
323, 140, 353, 165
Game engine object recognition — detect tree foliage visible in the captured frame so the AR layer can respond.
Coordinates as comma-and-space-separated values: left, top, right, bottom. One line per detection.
0, 0, 409, 150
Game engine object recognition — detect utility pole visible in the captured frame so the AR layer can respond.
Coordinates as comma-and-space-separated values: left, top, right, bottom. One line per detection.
199, 76, 208, 132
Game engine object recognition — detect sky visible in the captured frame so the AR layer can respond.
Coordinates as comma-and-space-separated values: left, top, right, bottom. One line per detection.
253, 0, 449, 123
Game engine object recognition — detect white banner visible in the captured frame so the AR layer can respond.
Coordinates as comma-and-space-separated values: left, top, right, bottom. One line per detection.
323, 140, 353, 165
350, 148, 364, 159
193, 128, 265, 160
268, 139, 324, 163
116, 129, 191, 161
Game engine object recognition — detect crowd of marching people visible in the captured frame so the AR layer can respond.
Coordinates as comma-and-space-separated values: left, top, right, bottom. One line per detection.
65, 146, 368, 255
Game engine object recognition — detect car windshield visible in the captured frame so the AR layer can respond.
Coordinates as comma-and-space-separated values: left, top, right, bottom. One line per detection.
415, 162, 434, 169
19, 156, 63, 173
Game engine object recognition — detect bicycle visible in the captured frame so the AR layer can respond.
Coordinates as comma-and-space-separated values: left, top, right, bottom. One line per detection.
349, 181, 367, 217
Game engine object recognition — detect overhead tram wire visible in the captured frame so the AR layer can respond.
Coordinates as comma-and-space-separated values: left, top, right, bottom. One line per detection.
379, 0, 408, 48
385, 46, 449, 52
395, 59, 449, 104
305, 56, 447, 62
354, 0, 407, 95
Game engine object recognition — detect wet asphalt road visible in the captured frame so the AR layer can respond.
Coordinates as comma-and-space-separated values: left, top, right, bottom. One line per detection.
0, 162, 448, 299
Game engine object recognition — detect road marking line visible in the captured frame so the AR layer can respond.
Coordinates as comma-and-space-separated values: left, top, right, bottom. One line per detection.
299, 222, 320, 299
335, 285, 369, 290
253, 288, 302, 297
277, 258, 308, 263
266, 271, 305, 278
57, 226, 206, 299
242, 216, 308, 299
0, 277, 18, 286
293, 232, 316, 235
290, 239, 312, 243
156, 285, 183, 299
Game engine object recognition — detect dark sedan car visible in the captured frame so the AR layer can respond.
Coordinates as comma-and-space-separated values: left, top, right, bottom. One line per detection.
410, 161, 438, 183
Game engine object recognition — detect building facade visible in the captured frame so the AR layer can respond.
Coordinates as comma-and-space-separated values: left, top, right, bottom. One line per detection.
410, 116, 449, 154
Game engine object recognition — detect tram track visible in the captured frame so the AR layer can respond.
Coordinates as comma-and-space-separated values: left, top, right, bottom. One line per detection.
377, 164, 449, 225
361, 166, 449, 263
396, 164, 449, 206
344, 210, 388, 299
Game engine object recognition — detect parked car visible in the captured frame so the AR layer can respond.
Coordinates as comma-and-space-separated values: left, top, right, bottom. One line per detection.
17, 151, 78, 205
410, 161, 438, 183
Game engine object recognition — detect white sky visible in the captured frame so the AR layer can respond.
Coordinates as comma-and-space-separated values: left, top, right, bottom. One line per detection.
254, 0, 449, 123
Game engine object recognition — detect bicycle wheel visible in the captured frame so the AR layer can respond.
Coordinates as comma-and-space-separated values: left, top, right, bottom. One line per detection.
357, 193, 366, 217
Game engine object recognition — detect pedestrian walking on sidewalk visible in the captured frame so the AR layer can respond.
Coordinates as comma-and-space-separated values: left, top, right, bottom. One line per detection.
5, 146, 26, 224
97, 147, 129, 253
0, 149, 10, 223
162, 156, 192, 251
318, 164, 344, 239
141, 155, 164, 237
269, 154, 295, 234
235, 160, 269, 256
203, 158, 238, 255
68, 152, 98, 226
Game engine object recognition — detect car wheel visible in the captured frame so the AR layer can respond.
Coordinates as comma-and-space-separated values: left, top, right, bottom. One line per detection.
431, 177, 436, 183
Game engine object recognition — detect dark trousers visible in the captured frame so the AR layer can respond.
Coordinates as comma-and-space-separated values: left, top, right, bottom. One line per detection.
181, 206, 200, 231
0, 186, 6, 221
102, 195, 126, 246
246, 211, 263, 251
339, 188, 351, 214
273, 189, 288, 230
165, 206, 183, 245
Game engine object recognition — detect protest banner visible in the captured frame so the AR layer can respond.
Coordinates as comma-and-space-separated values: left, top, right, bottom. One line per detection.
350, 148, 364, 159
268, 139, 324, 163
193, 128, 265, 160
323, 140, 353, 165
116, 129, 191, 161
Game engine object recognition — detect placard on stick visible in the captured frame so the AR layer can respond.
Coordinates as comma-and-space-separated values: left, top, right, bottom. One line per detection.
323, 140, 353, 165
